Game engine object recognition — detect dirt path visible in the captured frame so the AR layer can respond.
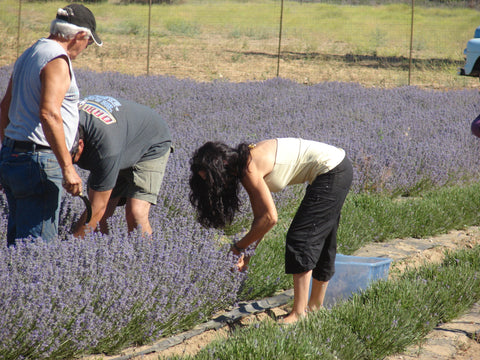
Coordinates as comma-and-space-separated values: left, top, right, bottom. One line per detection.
85, 227, 480, 360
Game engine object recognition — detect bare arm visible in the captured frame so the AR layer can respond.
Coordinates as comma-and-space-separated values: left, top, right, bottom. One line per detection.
235, 160, 278, 251
0, 78, 13, 142
39, 56, 82, 196
73, 188, 112, 237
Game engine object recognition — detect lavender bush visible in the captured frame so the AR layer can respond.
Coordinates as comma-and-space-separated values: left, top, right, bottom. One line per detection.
0, 216, 243, 358
73, 69, 480, 197
1, 66, 480, 358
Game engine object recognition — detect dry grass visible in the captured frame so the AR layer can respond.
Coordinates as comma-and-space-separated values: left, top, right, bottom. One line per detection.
2, 1, 480, 90
3, 31, 479, 90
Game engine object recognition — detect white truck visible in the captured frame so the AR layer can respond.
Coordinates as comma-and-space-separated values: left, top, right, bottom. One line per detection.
460, 26, 480, 76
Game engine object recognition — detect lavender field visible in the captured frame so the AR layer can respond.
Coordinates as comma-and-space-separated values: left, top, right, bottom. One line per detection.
1, 66, 480, 358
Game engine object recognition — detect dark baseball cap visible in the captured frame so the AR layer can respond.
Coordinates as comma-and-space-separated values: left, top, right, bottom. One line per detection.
56, 4, 102, 46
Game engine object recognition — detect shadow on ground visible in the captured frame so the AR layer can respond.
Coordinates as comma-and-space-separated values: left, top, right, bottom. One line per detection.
229, 50, 464, 70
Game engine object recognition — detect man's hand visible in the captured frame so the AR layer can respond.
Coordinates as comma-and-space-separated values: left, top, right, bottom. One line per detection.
62, 164, 83, 196
73, 188, 112, 238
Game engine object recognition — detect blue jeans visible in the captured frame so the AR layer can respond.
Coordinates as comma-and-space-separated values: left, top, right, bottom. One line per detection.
0, 141, 63, 246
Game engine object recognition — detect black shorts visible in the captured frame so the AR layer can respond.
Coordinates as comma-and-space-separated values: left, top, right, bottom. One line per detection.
285, 156, 352, 281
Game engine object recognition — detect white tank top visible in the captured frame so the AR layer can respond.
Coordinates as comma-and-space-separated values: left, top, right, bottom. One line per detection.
6, 38, 79, 150
264, 138, 345, 192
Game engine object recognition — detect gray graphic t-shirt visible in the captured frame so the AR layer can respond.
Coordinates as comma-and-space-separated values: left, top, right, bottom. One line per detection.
77, 95, 171, 191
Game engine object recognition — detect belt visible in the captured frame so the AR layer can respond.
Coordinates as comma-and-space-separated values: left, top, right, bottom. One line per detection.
4, 138, 51, 153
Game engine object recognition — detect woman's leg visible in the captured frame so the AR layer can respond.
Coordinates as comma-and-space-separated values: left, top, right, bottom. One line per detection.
281, 270, 312, 324
282, 157, 353, 323
308, 279, 329, 310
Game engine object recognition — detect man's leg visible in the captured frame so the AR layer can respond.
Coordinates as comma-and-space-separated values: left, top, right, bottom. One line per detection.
0, 150, 61, 244
125, 151, 169, 235
99, 196, 121, 234
109, 150, 169, 235
125, 197, 152, 234
2, 187, 17, 246
18, 152, 62, 242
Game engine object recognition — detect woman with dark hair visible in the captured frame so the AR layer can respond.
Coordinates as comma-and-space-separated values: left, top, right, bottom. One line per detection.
189, 138, 352, 324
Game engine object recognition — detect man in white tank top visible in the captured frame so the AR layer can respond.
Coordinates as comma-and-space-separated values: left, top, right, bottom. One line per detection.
0, 4, 102, 245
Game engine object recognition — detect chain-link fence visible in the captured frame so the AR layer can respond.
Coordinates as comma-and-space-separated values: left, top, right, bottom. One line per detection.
1, 0, 480, 88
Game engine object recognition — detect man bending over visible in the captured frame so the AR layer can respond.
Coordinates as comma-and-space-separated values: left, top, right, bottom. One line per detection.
71, 95, 172, 236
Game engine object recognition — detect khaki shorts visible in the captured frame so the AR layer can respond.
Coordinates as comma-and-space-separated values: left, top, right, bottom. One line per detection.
112, 150, 170, 205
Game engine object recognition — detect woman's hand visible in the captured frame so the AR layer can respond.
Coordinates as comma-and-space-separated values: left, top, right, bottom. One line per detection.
230, 245, 250, 272
235, 253, 246, 272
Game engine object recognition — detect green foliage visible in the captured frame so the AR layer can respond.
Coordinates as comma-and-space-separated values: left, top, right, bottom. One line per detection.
113, 21, 144, 35
3, 0, 478, 54
168, 318, 339, 360
179, 245, 480, 360
337, 182, 480, 254
165, 18, 201, 36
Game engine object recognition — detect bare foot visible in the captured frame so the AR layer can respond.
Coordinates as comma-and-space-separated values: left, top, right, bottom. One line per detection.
277, 311, 306, 325
307, 304, 325, 312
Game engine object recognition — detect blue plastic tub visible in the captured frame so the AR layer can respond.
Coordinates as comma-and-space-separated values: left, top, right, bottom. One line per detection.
310, 254, 392, 308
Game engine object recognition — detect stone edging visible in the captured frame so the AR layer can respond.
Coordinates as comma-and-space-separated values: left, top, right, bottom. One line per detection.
108, 289, 294, 360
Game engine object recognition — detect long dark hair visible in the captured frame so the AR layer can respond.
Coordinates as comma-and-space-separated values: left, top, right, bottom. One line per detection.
189, 141, 251, 228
